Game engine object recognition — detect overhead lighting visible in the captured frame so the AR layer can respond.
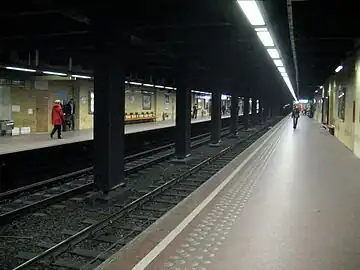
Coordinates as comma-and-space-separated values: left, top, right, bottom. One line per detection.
281, 72, 288, 77
72, 74, 92, 79
277, 67, 286, 73
256, 31, 274, 47
237, 0, 265, 26
267, 48, 280, 59
315, 90, 319, 93
154, 85, 165, 88
164, 86, 175, 90
42, 71, 67, 76
129, 81, 142, 86
335, 65, 343, 73
274, 59, 283, 67
6, 66, 36, 72
320, 85, 324, 89
299, 99, 309, 104
255, 27, 267, 32
143, 83, 154, 87
283, 76, 297, 101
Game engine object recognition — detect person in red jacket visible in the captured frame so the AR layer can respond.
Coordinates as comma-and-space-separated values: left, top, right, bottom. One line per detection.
50, 100, 65, 139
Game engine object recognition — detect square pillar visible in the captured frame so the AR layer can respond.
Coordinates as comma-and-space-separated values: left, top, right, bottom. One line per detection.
251, 97, 257, 126
243, 95, 250, 130
230, 90, 238, 136
93, 35, 126, 192
211, 88, 221, 145
175, 71, 191, 159
258, 99, 263, 124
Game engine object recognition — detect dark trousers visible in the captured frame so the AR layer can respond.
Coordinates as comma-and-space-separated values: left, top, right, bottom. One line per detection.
293, 117, 299, 128
68, 114, 75, 130
51, 125, 62, 138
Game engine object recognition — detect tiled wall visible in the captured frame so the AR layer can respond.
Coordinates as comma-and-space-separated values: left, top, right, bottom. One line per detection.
10, 86, 37, 133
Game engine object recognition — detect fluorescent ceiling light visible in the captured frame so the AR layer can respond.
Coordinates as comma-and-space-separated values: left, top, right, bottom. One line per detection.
237, 0, 265, 26
320, 85, 324, 89
42, 71, 67, 76
277, 67, 286, 73
274, 59, 283, 67
255, 27, 267, 32
125, 81, 129, 84
335, 65, 343, 73
129, 81, 142, 86
154, 85, 165, 88
281, 72, 288, 77
6, 66, 36, 72
143, 83, 154, 87
267, 48, 280, 59
315, 90, 319, 93
72, 74, 92, 79
164, 86, 175, 90
256, 31, 274, 47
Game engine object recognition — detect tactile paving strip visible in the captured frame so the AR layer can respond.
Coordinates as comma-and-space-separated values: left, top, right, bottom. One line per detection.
162, 168, 258, 269
160, 134, 279, 270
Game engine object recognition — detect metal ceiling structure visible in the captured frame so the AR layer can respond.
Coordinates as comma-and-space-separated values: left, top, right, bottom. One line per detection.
0, 0, 297, 104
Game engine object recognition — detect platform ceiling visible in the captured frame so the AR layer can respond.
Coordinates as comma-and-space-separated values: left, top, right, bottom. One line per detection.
0, 0, 300, 102
290, 0, 358, 98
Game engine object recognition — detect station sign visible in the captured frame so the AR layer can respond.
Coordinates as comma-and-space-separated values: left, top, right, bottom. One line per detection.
0, 78, 25, 86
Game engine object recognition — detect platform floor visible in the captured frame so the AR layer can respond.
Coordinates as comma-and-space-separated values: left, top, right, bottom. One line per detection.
0, 115, 230, 155
99, 116, 360, 270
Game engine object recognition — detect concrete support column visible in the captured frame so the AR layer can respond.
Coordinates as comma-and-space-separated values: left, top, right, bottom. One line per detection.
258, 99, 263, 124
211, 88, 221, 145
230, 89, 238, 136
243, 95, 250, 130
251, 97, 257, 126
93, 21, 126, 192
175, 66, 192, 159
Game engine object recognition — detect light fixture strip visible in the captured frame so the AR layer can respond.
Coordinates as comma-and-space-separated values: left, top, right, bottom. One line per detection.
237, 1, 265, 26
42, 71, 67, 76
238, 0, 297, 100
6, 66, 36, 72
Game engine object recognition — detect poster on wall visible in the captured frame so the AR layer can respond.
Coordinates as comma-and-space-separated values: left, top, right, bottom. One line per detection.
165, 94, 170, 104
142, 94, 152, 110
128, 94, 135, 104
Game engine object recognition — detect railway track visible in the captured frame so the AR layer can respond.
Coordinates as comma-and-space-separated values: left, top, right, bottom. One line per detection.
0, 127, 233, 224
7, 118, 280, 270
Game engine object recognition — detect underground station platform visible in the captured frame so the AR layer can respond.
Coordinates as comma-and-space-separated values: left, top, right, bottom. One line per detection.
0, 116, 229, 155
95, 117, 360, 270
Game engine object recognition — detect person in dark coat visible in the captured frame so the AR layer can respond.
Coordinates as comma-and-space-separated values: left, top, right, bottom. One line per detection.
50, 100, 65, 139
63, 98, 76, 130
291, 105, 300, 129
192, 104, 198, 119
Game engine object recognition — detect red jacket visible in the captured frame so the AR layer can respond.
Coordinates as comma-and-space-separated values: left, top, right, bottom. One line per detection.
51, 104, 65, 125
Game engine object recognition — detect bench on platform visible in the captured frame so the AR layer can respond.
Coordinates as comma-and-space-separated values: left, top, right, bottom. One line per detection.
125, 112, 156, 124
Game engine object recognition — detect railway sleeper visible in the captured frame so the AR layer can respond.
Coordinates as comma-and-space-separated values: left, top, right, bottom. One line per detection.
52, 258, 90, 270
128, 214, 158, 222
142, 205, 169, 212
68, 247, 110, 260
174, 186, 196, 192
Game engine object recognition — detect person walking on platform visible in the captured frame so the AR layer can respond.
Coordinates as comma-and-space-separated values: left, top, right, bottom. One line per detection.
292, 105, 300, 129
64, 98, 76, 130
192, 104, 198, 119
50, 100, 65, 139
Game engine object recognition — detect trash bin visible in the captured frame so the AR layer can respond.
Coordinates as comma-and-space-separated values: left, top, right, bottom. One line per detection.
328, 125, 335, 136
0, 120, 14, 136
